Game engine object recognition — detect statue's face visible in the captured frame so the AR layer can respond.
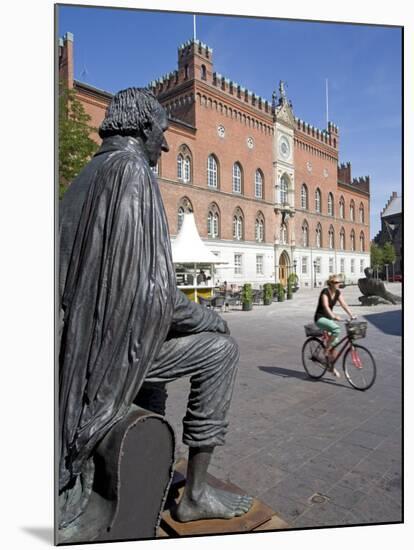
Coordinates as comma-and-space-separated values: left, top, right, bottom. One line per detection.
144, 107, 169, 167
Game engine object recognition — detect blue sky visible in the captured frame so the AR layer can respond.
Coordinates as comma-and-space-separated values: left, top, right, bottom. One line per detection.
58, 5, 402, 238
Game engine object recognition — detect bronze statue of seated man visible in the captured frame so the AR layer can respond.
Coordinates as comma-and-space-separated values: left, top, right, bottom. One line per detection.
358, 267, 401, 305
58, 87, 252, 535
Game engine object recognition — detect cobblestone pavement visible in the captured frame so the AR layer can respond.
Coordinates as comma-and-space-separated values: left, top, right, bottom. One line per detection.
164, 283, 402, 529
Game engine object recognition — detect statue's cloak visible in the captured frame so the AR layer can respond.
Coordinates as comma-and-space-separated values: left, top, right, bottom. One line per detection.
59, 135, 176, 491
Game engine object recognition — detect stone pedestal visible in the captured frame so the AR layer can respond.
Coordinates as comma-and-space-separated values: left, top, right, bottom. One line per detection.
159, 459, 289, 537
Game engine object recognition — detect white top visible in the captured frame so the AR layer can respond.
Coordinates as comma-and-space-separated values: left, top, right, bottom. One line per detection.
171, 213, 227, 264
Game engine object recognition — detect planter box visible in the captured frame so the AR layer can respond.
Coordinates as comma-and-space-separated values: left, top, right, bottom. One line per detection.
263, 298, 272, 306
242, 302, 253, 311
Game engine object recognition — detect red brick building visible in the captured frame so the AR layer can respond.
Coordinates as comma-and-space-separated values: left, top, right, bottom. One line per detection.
59, 32, 370, 287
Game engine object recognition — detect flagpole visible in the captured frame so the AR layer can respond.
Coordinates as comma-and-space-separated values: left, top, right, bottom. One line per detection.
325, 78, 329, 128
193, 15, 196, 41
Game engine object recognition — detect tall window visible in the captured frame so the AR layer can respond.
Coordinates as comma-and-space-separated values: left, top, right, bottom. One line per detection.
351, 259, 355, 274
255, 170, 263, 199
207, 203, 220, 238
301, 184, 308, 209
201, 64, 207, 80
328, 226, 334, 249
340, 228, 345, 250
232, 162, 242, 193
280, 176, 289, 204
233, 208, 244, 240
302, 256, 308, 274
315, 257, 321, 274
302, 221, 309, 247
360, 259, 365, 273
280, 224, 287, 244
360, 231, 365, 252
350, 230, 355, 251
329, 257, 334, 274
177, 197, 193, 233
256, 255, 264, 275
359, 203, 365, 223
207, 155, 218, 188
177, 207, 185, 232
184, 156, 191, 182
315, 188, 321, 213
315, 223, 322, 248
234, 253, 242, 275
340, 258, 345, 274
328, 193, 334, 216
255, 213, 265, 242
339, 197, 345, 219
177, 154, 183, 180
350, 200, 355, 221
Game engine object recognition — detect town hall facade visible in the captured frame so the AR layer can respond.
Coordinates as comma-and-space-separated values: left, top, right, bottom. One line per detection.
59, 32, 371, 288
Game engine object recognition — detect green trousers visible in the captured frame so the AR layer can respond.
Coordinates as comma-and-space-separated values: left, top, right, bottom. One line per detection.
316, 317, 341, 346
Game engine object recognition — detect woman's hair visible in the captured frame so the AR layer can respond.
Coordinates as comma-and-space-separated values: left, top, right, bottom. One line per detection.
326, 274, 341, 287
99, 87, 163, 138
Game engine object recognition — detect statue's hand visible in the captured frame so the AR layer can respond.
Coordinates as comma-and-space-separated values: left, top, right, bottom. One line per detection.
220, 320, 231, 335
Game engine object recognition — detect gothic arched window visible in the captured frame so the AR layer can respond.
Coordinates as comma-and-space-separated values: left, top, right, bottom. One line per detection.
301, 184, 308, 209
232, 162, 243, 194
233, 207, 244, 240
316, 223, 322, 248
207, 203, 220, 238
207, 154, 219, 188
328, 226, 335, 249
360, 231, 365, 252
339, 196, 345, 219
328, 193, 334, 216
350, 230, 355, 251
315, 188, 322, 213
177, 197, 193, 233
359, 203, 365, 223
255, 212, 265, 242
340, 227, 346, 250
255, 169, 264, 199
302, 221, 309, 247
350, 200, 355, 222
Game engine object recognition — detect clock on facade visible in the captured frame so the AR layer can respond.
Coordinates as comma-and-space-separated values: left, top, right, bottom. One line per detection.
279, 136, 290, 159
217, 125, 225, 138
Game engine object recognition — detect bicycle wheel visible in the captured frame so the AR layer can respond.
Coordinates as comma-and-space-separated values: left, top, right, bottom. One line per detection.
302, 337, 328, 379
343, 344, 376, 390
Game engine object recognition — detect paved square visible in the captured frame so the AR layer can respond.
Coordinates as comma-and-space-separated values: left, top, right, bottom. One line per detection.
165, 283, 402, 529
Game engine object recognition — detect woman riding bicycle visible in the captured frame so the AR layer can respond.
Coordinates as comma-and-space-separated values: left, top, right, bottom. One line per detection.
314, 274, 356, 377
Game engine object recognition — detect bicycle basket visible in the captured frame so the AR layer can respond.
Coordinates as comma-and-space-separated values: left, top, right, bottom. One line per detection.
346, 321, 367, 339
304, 323, 323, 337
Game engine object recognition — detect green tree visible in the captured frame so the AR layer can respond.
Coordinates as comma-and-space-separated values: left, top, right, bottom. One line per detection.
382, 241, 396, 265
370, 243, 384, 278
382, 241, 396, 280
59, 85, 98, 198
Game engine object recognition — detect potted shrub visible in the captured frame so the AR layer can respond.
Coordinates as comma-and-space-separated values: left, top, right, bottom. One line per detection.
263, 283, 273, 305
288, 273, 299, 293
276, 283, 285, 302
241, 283, 253, 311
287, 281, 293, 300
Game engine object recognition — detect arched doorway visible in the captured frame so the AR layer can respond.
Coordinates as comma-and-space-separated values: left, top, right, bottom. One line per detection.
278, 251, 289, 286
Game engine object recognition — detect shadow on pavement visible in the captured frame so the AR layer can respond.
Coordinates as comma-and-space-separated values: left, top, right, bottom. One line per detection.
21, 527, 54, 544
363, 309, 402, 336
258, 365, 308, 380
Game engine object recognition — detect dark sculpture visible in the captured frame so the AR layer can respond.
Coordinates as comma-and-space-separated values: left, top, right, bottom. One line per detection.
358, 267, 401, 305
59, 87, 252, 534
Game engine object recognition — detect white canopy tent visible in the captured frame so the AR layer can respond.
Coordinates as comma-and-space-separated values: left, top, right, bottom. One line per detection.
171, 213, 228, 301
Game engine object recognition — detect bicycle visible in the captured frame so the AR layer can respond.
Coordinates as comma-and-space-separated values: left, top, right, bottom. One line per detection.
301, 319, 376, 390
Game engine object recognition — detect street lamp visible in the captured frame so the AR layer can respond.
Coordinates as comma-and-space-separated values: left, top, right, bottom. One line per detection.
293, 259, 297, 276
313, 260, 317, 288
384, 263, 389, 282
